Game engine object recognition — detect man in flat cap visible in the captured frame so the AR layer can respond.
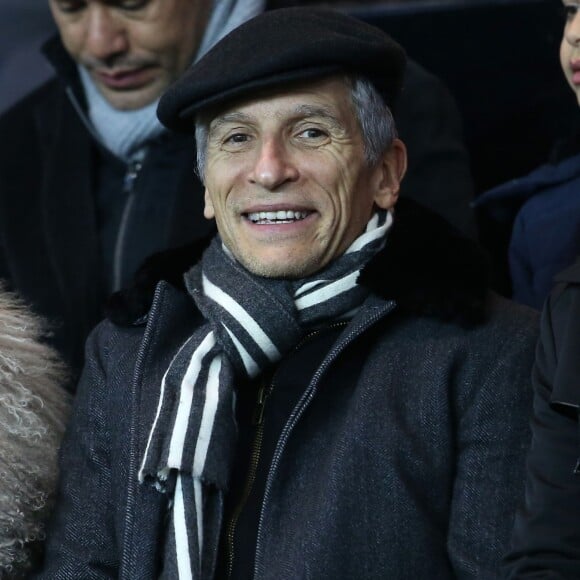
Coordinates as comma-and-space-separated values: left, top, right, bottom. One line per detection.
38, 8, 537, 579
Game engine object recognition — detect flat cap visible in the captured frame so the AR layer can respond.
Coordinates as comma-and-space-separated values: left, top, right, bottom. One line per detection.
157, 7, 406, 133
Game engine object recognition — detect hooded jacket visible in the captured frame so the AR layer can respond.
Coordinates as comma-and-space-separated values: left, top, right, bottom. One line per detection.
37, 201, 538, 579
0, 289, 70, 578
476, 153, 580, 309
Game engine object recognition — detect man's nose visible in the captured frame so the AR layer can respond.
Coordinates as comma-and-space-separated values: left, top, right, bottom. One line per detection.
248, 138, 299, 190
84, 6, 128, 62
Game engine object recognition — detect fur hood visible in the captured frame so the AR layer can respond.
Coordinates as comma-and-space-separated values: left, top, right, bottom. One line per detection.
107, 199, 490, 328
0, 290, 70, 578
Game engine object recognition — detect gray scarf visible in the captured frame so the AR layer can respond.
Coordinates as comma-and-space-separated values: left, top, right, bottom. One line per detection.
78, 0, 265, 161
140, 210, 393, 579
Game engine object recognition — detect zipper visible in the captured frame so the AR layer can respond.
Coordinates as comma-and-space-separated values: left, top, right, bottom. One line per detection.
225, 376, 273, 579
112, 157, 143, 292
253, 304, 396, 578
225, 322, 348, 578
121, 282, 166, 576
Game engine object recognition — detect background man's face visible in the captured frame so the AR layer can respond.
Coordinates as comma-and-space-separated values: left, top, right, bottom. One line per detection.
49, 0, 210, 110
203, 76, 403, 279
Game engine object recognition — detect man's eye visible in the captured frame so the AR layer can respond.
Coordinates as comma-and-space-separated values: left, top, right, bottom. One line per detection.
224, 133, 250, 145
298, 128, 327, 140
54, 0, 86, 13
118, 0, 150, 11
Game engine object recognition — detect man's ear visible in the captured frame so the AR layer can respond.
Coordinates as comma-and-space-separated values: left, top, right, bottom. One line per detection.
373, 138, 407, 210
204, 188, 215, 219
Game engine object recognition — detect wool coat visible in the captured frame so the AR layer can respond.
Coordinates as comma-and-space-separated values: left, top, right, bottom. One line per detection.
0, 289, 70, 578
37, 201, 538, 579
504, 257, 580, 578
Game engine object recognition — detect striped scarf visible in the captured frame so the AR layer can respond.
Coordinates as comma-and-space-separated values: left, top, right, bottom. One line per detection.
139, 211, 392, 579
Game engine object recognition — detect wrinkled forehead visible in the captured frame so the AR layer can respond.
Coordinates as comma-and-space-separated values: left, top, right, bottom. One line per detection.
199, 74, 355, 130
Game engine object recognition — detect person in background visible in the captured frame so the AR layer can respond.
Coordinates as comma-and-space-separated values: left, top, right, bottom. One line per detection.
503, 256, 580, 577
0, 289, 70, 578
0, 0, 476, 383
37, 9, 537, 578
0, 0, 263, 380
476, 1, 580, 310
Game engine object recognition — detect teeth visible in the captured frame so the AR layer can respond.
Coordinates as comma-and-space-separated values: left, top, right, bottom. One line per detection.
247, 210, 308, 223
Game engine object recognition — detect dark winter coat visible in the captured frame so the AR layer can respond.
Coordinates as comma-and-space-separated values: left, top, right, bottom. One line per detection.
0, 37, 213, 377
37, 201, 538, 579
476, 153, 580, 309
504, 257, 580, 579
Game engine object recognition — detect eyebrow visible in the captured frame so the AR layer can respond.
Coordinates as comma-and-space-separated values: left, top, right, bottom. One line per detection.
209, 112, 255, 134
210, 104, 345, 134
291, 105, 345, 131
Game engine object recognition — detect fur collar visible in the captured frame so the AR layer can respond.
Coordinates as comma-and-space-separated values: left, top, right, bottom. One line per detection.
106, 199, 490, 328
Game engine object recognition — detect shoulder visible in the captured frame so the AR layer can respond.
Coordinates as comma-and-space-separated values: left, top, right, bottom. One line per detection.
484, 292, 540, 334
536, 258, 580, 407
553, 256, 580, 287
0, 78, 69, 171
0, 77, 64, 129
545, 258, 580, 335
477, 153, 580, 226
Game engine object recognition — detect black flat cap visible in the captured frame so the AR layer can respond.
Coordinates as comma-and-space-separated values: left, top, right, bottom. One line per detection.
158, 7, 406, 133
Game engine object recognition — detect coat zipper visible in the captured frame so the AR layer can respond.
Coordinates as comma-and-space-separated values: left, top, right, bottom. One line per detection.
253, 305, 396, 578
120, 282, 165, 577
225, 322, 348, 578
225, 377, 273, 578
112, 158, 143, 292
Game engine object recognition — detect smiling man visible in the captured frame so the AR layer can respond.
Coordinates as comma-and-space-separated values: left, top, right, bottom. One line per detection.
38, 8, 538, 579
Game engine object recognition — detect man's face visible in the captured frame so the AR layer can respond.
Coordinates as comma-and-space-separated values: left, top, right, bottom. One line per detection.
561, 1, 580, 104
48, 0, 210, 110
203, 76, 406, 279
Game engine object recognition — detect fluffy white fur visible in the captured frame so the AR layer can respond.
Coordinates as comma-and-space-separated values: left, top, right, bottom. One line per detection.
0, 290, 70, 578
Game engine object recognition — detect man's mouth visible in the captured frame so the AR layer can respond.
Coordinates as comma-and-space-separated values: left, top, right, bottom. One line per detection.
93, 66, 155, 90
246, 210, 311, 224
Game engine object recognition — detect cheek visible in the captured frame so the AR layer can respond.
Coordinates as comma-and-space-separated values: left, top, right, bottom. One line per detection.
53, 21, 83, 58
203, 190, 215, 219
561, 37, 572, 77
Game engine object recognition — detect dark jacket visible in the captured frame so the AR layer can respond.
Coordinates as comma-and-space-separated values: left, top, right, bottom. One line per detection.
37, 202, 538, 579
0, 37, 213, 377
476, 153, 580, 309
504, 258, 580, 579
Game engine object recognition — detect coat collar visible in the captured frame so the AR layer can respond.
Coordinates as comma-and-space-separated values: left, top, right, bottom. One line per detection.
42, 36, 87, 106
106, 198, 490, 328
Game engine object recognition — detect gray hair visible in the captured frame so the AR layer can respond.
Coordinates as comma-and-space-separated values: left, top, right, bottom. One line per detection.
194, 74, 397, 180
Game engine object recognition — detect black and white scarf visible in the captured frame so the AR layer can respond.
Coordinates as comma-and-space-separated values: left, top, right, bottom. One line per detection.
139, 211, 393, 579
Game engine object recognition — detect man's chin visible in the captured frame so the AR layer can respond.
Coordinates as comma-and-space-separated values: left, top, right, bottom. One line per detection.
236, 254, 322, 280
95, 83, 163, 111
